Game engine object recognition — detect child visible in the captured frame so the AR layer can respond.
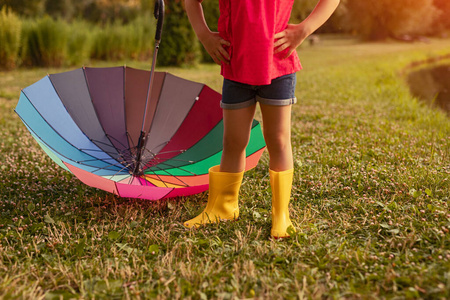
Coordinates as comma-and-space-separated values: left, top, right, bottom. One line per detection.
183, 0, 340, 238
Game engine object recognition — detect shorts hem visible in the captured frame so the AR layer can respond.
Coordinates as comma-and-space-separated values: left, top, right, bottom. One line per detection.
256, 96, 297, 106
220, 98, 256, 110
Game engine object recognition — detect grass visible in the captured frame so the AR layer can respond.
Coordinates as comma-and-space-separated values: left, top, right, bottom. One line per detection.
0, 37, 449, 299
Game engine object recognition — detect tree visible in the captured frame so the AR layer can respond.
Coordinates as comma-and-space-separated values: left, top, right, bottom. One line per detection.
290, 0, 347, 34
0, 7, 21, 69
0, 0, 45, 17
45, 0, 74, 20
157, 0, 200, 66
433, 0, 450, 32
198, 0, 219, 62
290, 0, 320, 23
342, 0, 440, 40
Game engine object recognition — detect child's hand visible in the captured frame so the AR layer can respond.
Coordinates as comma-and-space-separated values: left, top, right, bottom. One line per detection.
199, 32, 231, 65
274, 24, 308, 59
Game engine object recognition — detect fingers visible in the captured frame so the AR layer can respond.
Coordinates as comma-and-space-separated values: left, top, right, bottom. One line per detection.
218, 47, 230, 62
202, 34, 231, 65
210, 53, 222, 65
212, 52, 229, 65
274, 31, 285, 40
274, 30, 286, 50
210, 50, 225, 65
274, 37, 287, 48
283, 49, 295, 59
217, 39, 231, 61
274, 25, 304, 59
274, 42, 289, 54
220, 39, 231, 47
211, 35, 229, 64
210, 47, 230, 65
274, 30, 290, 55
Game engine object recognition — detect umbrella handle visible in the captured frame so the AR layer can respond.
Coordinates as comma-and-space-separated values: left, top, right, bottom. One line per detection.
154, 0, 165, 42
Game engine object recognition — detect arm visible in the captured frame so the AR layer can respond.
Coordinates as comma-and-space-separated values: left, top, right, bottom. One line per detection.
274, 0, 340, 58
185, 0, 230, 65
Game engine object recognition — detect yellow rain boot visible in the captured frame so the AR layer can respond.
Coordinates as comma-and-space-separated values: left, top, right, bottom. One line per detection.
184, 166, 244, 228
270, 168, 296, 238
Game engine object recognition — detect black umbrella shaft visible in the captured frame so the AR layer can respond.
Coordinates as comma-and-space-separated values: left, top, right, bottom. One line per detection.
136, 1, 164, 176
133, 130, 146, 175
141, 41, 160, 133
135, 41, 160, 176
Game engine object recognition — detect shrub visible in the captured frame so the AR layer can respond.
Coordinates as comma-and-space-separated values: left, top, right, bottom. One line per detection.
45, 0, 74, 20
0, 0, 45, 18
20, 16, 68, 67
342, 0, 440, 40
90, 23, 118, 61
66, 19, 93, 65
36, 17, 68, 67
19, 19, 40, 67
157, 0, 200, 67
91, 16, 154, 62
123, 14, 155, 60
76, 0, 140, 25
91, 22, 132, 61
199, 1, 219, 63
433, 0, 450, 33
0, 7, 22, 70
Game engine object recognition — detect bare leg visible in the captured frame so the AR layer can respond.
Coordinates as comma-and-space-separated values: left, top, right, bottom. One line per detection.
259, 104, 293, 172
220, 104, 257, 173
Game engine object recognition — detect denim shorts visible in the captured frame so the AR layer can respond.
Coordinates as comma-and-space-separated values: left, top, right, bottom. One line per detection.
221, 73, 297, 110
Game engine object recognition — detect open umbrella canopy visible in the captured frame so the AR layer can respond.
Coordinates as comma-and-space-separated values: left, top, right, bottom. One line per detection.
15, 67, 266, 200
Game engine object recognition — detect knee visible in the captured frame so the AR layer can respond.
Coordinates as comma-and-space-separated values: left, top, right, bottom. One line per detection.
223, 134, 249, 154
264, 130, 291, 154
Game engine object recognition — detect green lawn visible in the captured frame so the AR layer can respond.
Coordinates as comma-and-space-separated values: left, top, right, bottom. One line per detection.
0, 37, 449, 299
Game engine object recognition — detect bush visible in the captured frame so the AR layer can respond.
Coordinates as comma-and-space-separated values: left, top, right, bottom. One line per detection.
0, 0, 45, 18
20, 16, 68, 67
433, 0, 450, 33
342, 0, 440, 40
0, 7, 22, 70
157, 0, 200, 67
91, 16, 154, 62
125, 14, 155, 60
45, 0, 74, 20
37, 17, 68, 67
66, 19, 93, 65
91, 22, 126, 61
199, 1, 219, 63
290, 0, 320, 23
19, 19, 40, 67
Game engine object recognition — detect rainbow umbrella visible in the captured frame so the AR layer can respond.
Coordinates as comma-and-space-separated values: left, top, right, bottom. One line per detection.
14, 1, 266, 200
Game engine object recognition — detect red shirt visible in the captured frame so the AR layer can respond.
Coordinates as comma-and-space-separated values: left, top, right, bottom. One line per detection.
200, 0, 302, 85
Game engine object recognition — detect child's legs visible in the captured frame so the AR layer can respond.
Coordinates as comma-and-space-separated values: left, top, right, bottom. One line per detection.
260, 104, 293, 172
219, 73, 296, 172
256, 73, 296, 172
220, 105, 257, 173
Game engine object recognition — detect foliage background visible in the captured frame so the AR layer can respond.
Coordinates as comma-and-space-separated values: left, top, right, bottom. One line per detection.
0, 0, 450, 69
